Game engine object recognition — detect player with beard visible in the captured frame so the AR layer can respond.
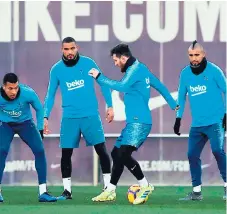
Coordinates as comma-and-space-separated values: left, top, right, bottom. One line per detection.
0, 73, 56, 203
44, 37, 114, 200
174, 41, 227, 200
89, 43, 179, 204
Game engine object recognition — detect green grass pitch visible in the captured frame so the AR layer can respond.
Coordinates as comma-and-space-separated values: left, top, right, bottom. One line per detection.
0, 186, 226, 214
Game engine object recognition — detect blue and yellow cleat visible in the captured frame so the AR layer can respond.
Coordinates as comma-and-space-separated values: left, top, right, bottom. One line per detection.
57, 190, 72, 201
38, 192, 57, 202
0, 192, 3, 203
133, 184, 154, 205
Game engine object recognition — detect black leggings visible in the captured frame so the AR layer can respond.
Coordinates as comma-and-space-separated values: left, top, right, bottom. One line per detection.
110, 145, 144, 185
61, 143, 111, 178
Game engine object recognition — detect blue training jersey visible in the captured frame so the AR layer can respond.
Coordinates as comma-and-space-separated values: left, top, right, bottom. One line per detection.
44, 55, 112, 119
0, 84, 44, 130
96, 59, 177, 124
177, 61, 226, 127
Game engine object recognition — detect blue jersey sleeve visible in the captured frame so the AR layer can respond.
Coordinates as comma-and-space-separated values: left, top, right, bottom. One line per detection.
149, 72, 177, 110
91, 60, 113, 107
214, 66, 226, 113
44, 67, 59, 118
97, 65, 137, 92
28, 88, 44, 130
176, 71, 187, 118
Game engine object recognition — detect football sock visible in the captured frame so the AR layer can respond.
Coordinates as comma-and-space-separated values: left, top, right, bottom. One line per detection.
106, 183, 116, 192
63, 178, 71, 193
193, 185, 201, 192
103, 173, 111, 188
138, 177, 149, 187
39, 183, 47, 195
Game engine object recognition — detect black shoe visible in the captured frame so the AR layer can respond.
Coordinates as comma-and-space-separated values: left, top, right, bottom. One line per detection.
57, 189, 72, 200
223, 187, 227, 200
179, 191, 203, 201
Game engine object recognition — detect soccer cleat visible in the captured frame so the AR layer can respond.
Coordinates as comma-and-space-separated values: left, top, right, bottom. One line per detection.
39, 192, 57, 202
57, 189, 72, 200
133, 183, 154, 205
92, 189, 116, 202
0, 192, 3, 203
223, 187, 227, 200
179, 191, 203, 201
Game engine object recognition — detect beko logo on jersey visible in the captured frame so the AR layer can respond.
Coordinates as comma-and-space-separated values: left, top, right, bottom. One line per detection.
66, 80, 85, 91
190, 85, 207, 96
2, 109, 22, 117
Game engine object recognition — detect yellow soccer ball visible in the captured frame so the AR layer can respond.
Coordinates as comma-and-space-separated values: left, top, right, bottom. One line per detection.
127, 184, 148, 204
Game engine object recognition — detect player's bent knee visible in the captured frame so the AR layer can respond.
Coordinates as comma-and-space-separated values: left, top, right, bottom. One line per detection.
94, 143, 107, 156
118, 145, 135, 162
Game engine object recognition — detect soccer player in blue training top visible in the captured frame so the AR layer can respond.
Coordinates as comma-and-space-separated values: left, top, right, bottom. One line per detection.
174, 41, 226, 201
89, 44, 179, 205
0, 73, 56, 203
44, 37, 114, 200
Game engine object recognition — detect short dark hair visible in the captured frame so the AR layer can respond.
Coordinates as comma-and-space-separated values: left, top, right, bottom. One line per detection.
110, 44, 132, 58
62, 37, 76, 45
3, 73, 19, 85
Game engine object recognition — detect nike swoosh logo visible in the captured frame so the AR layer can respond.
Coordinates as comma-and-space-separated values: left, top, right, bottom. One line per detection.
108, 90, 178, 121
51, 164, 60, 169
131, 165, 136, 170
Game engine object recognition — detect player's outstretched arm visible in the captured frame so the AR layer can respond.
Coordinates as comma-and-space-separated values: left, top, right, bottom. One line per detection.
149, 72, 178, 110
89, 67, 136, 92
43, 68, 59, 119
